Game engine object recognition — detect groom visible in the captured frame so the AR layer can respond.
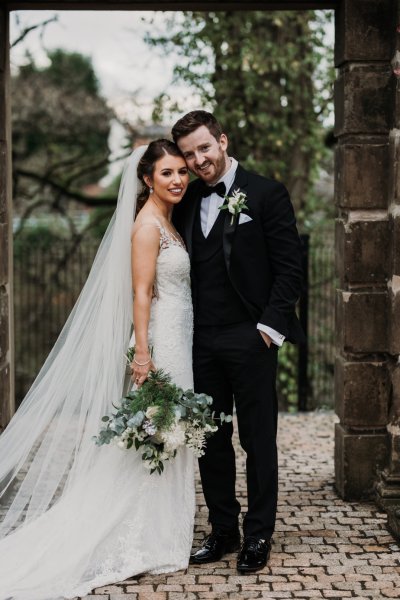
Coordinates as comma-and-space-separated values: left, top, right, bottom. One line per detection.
172, 111, 304, 573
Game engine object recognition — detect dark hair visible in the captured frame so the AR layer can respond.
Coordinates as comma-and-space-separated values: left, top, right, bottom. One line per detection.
136, 139, 183, 214
171, 110, 223, 143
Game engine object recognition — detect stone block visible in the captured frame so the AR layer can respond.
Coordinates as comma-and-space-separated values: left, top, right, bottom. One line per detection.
0, 142, 7, 222
388, 275, 400, 354
0, 222, 8, 286
0, 10, 6, 75
335, 141, 389, 209
0, 285, 9, 364
387, 506, 400, 541
389, 129, 400, 204
390, 212, 400, 276
0, 362, 10, 431
387, 364, 400, 471
393, 359, 400, 415
0, 71, 5, 143
335, 0, 393, 65
335, 216, 390, 285
335, 65, 392, 136
335, 423, 389, 500
0, 10, 9, 143
336, 290, 388, 353
335, 356, 389, 428
371, 363, 400, 511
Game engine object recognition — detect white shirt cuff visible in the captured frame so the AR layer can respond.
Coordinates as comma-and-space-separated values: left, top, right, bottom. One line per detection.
257, 323, 285, 347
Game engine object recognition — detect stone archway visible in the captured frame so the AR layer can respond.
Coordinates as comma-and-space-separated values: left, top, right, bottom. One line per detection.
1, 0, 399, 531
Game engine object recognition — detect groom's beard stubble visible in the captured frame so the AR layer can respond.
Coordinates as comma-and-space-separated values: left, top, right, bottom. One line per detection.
194, 149, 228, 185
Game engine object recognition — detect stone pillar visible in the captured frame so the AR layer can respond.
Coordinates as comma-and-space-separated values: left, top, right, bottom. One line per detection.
334, 0, 394, 499
375, 0, 400, 538
0, 8, 14, 430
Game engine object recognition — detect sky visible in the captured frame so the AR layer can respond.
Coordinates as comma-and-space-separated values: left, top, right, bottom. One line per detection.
10, 11, 195, 120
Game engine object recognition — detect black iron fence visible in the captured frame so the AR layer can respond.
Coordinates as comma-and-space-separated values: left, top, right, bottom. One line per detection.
298, 230, 335, 410
13, 228, 335, 410
13, 237, 99, 406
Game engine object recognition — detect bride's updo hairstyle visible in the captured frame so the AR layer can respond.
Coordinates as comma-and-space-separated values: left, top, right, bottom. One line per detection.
136, 139, 184, 214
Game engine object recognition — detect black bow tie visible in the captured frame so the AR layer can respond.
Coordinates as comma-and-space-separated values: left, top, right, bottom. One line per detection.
201, 181, 226, 198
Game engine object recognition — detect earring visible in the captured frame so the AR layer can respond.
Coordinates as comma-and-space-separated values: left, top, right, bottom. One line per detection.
149, 186, 153, 194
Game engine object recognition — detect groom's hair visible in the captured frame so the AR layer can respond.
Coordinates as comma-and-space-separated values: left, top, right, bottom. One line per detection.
172, 110, 223, 143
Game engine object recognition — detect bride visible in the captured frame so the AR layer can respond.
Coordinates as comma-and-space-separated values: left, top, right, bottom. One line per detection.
0, 140, 196, 599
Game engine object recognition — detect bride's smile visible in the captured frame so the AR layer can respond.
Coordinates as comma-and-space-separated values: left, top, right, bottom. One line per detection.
143, 154, 189, 214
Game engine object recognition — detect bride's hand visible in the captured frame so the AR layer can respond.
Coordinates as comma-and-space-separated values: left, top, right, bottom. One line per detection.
131, 355, 155, 388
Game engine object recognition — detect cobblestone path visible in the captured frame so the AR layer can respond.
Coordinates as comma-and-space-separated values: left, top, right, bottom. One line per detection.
80, 411, 400, 600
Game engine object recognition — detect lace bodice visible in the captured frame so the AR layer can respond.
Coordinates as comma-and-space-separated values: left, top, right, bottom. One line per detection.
148, 222, 193, 390
152, 223, 191, 300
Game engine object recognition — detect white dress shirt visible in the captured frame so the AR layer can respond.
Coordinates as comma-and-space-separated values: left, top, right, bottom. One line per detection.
200, 158, 238, 237
200, 158, 285, 347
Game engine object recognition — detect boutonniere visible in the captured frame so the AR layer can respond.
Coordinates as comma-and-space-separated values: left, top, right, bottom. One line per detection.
218, 189, 248, 225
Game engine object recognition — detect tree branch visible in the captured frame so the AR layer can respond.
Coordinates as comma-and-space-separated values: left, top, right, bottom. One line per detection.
16, 169, 118, 207
14, 198, 51, 237
63, 151, 131, 187
11, 16, 58, 48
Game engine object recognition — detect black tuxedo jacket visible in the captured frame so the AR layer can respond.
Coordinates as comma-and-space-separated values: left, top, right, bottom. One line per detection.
173, 163, 305, 344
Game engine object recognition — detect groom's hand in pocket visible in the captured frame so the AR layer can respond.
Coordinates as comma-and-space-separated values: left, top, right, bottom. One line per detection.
259, 330, 272, 348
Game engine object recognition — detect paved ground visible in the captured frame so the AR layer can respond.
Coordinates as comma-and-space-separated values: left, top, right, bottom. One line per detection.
82, 412, 400, 600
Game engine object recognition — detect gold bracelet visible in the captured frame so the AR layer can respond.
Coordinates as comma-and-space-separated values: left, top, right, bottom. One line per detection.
133, 355, 151, 366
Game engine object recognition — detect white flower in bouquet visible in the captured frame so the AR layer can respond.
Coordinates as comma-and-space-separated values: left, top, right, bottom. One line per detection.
205, 423, 218, 433
185, 426, 207, 457
143, 420, 157, 436
146, 406, 160, 420
136, 430, 147, 442
162, 422, 186, 453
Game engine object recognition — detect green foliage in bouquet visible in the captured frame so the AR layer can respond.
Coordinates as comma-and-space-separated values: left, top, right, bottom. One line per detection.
128, 370, 178, 433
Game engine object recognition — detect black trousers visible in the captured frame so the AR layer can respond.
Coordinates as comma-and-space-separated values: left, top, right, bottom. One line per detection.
193, 321, 278, 541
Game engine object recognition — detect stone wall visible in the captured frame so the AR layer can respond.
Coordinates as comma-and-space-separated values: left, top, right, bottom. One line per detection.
0, 8, 14, 430
375, 0, 400, 537
334, 0, 395, 499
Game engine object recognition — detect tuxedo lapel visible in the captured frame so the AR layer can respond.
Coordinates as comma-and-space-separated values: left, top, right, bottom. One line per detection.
222, 164, 249, 272
184, 182, 202, 259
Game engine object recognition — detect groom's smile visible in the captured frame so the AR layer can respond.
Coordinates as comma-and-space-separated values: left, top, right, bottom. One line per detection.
177, 125, 230, 184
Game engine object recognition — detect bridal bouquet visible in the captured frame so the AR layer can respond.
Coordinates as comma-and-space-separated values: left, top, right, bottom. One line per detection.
93, 368, 232, 475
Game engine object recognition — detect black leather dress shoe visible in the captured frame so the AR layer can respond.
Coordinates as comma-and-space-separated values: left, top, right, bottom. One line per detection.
190, 528, 241, 564
237, 537, 271, 573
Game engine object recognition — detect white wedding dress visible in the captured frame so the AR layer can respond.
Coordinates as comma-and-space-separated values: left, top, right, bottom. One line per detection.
0, 223, 195, 600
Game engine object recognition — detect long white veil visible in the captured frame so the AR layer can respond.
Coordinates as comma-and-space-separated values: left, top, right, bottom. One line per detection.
0, 145, 147, 538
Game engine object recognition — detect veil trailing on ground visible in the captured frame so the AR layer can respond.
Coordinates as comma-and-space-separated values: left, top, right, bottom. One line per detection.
0, 145, 147, 538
